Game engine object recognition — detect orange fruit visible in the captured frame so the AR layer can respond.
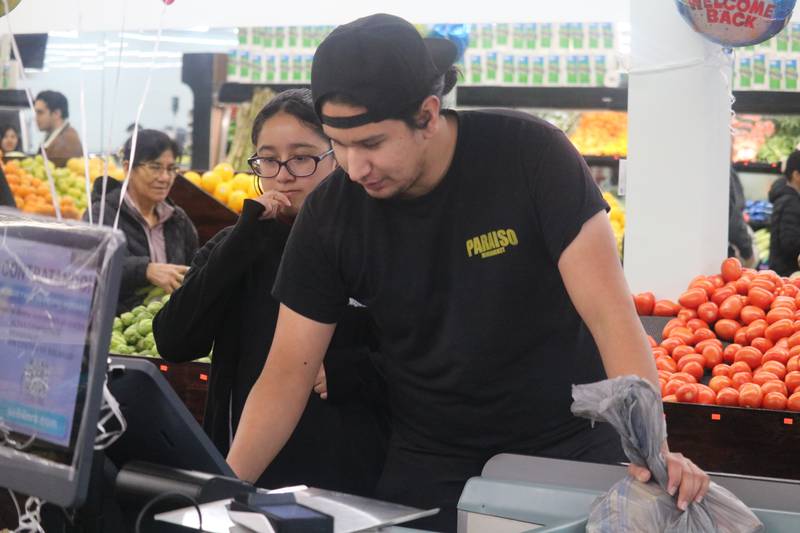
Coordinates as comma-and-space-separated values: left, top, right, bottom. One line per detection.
24, 194, 41, 206
183, 171, 201, 186
31, 204, 55, 216
232, 173, 252, 192
213, 182, 232, 203
227, 190, 247, 213
213, 162, 235, 182
200, 171, 221, 193
246, 178, 259, 198
61, 206, 79, 219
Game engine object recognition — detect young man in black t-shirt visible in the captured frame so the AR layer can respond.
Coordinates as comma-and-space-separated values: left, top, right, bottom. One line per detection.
228, 14, 709, 531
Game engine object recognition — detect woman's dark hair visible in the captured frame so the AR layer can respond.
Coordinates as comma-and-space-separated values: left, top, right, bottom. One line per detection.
122, 129, 180, 164
0, 124, 21, 151
251, 88, 327, 145
325, 65, 459, 131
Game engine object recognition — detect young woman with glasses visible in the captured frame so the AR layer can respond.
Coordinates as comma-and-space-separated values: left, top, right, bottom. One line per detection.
153, 89, 388, 496
87, 129, 198, 313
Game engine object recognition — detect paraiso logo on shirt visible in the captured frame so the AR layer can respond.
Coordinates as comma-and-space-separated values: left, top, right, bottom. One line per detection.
466, 229, 519, 259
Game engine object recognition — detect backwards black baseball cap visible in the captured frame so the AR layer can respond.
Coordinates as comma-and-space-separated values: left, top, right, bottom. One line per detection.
311, 13, 458, 129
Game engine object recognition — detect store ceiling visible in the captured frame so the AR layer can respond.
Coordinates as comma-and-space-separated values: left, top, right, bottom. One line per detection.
7, 0, 632, 34
37, 28, 236, 72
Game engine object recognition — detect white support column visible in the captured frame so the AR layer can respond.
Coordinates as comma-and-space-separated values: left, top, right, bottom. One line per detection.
624, 0, 731, 299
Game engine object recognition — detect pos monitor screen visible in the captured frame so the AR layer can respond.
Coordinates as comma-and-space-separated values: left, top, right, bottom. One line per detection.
0, 208, 124, 508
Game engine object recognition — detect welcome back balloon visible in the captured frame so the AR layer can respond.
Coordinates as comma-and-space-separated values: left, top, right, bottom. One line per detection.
676, 0, 796, 47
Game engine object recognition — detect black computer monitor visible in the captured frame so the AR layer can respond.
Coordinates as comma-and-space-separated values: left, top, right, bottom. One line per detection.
105, 356, 234, 477
0, 207, 124, 508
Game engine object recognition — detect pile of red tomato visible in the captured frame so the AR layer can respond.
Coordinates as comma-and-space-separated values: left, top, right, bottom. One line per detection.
633, 258, 800, 412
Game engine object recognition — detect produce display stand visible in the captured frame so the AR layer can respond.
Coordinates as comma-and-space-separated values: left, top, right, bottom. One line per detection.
169, 173, 238, 246
734, 161, 782, 175
640, 316, 800, 481
110, 354, 210, 425
664, 401, 799, 480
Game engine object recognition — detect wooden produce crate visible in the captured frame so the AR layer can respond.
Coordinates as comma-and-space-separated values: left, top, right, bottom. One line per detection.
664, 401, 799, 479
110, 354, 209, 425
641, 316, 800, 481
168, 174, 237, 246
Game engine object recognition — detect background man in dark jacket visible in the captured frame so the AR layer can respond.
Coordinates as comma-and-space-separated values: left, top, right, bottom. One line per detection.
769, 150, 800, 276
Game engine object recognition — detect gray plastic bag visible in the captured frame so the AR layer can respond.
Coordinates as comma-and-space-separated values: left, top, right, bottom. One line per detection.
571, 375, 763, 533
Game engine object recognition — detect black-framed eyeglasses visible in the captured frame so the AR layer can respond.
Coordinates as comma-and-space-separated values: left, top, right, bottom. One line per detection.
247, 149, 334, 179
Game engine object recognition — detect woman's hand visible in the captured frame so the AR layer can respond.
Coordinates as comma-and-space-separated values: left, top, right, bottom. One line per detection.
254, 190, 292, 220
146, 263, 189, 293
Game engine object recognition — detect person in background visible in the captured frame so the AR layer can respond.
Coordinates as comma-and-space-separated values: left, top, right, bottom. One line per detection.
153, 89, 388, 496
34, 90, 83, 167
0, 124, 23, 156
728, 167, 755, 267
85, 129, 198, 313
769, 150, 800, 276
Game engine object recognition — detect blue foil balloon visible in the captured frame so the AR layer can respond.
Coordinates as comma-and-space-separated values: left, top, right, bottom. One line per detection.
429, 24, 469, 62
675, 0, 796, 47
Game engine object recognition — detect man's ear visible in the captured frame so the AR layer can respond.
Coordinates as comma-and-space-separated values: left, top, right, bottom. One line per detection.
416, 95, 442, 135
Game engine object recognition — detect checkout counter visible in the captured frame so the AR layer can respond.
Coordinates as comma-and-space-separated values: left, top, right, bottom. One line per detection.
154, 452, 800, 532
457, 454, 800, 532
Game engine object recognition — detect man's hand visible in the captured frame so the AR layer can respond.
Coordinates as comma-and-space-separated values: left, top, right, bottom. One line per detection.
313, 364, 328, 400
628, 443, 711, 511
254, 190, 292, 220
558, 212, 710, 511
146, 263, 189, 293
